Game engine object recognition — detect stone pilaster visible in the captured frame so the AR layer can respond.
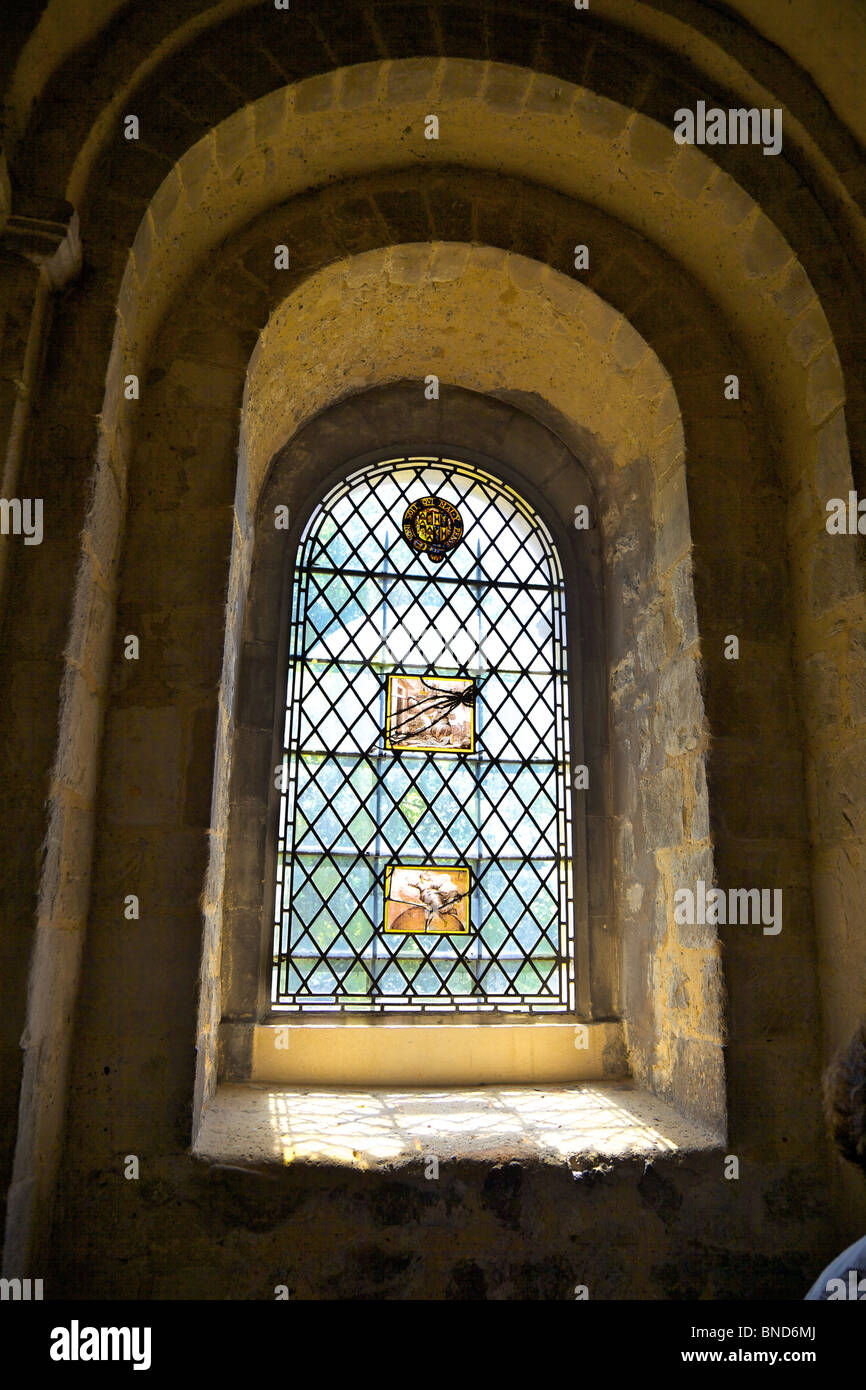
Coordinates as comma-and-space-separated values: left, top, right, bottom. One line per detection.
0, 195, 81, 618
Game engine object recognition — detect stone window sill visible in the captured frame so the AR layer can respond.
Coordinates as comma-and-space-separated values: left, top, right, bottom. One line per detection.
193, 1081, 723, 1170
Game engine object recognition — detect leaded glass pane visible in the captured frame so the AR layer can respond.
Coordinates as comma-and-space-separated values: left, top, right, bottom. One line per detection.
271, 456, 576, 1011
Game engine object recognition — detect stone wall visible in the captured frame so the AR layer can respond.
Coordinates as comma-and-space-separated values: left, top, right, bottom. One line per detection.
1, 10, 864, 1295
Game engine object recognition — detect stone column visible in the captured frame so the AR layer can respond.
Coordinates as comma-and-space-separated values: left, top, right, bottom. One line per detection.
0, 194, 81, 619
0, 188, 82, 1277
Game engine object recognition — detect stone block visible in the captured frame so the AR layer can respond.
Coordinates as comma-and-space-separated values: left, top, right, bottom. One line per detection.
688, 754, 710, 843
224, 812, 267, 912
549, 274, 617, 345
816, 740, 866, 842
438, 59, 486, 103
388, 244, 431, 285
801, 649, 842, 729
338, 63, 382, 111
19, 925, 85, 1045
668, 1036, 726, 1135
636, 609, 666, 679
130, 209, 156, 289
483, 66, 531, 113
727, 1040, 823, 1156
613, 738, 639, 817
214, 107, 254, 176
506, 252, 545, 292
740, 213, 793, 280
787, 302, 832, 368
640, 765, 685, 851
653, 386, 680, 435
615, 816, 635, 875
230, 725, 274, 803
87, 914, 201, 1038
181, 133, 219, 216
669, 145, 715, 201
573, 90, 629, 139
655, 466, 692, 573
294, 71, 336, 115
219, 1020, 254, 1081
628, 114, 676, 173
813, 409, 852, 499
344, 247, 388, 288
653, 426, 686, 480
701, 172, 753, 230
147, 165, 183, 238
806, 344, 844, 424
850, 630, 866, 724
610, 651, 636, 708
670, 843, 716, 949
235, 639, 278, 731
612, 318, 648, 372
254, 85, 289, 144
712, 743, 808, 839
769, 260, 815, 320
725, 932, 813, 1043
92, 826, 209, 915
55, 668, 103, 799
671, 557, 699, 651
808, 529, 861, 616
586, 814, 610, 915
123, 509, 233, 612
524, 73, 571, 116
146, 604, 226, 697
386, 58, 442, 106
38, 800, 95, 928
102, 707, 183, 826
428, 243, 471, 283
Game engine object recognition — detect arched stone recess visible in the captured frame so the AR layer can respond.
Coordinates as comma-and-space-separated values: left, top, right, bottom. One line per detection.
212, 389, 608, 1076
11, 3, 866, 265
11, 64, 855, 1272
102, 59, 844, 472
95, 65, 861, 947
205, 251, 723, 1136
77, 60, 851, 1102
95, 175, 818, 1163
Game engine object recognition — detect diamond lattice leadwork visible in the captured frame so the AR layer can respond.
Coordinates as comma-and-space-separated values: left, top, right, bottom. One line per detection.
271, 456, 577, 1012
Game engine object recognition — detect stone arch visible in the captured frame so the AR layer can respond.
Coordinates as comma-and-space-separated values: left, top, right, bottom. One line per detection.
215, 393, 608, 1080
5, 52, 861, 1288
205, 254, 718, 1130
80, 65, 851, 1116
9, 4, 866, 237
51, 209, 801, 1200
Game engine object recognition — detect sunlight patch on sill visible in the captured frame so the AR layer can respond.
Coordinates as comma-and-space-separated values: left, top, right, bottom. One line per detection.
194, 1082, 722, 1170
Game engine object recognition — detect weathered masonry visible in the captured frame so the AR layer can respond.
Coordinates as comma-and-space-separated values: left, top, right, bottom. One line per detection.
1, 0, 865, 1300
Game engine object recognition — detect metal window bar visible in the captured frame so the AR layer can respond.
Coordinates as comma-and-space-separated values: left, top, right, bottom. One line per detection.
271, 456, 576, 1011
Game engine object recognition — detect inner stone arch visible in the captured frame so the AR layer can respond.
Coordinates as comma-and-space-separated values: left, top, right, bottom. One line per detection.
275, 451, 580, 1012
201, 253, 721, 1136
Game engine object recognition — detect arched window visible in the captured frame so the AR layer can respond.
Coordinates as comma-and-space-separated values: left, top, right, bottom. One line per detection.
271, 455, 577, 1013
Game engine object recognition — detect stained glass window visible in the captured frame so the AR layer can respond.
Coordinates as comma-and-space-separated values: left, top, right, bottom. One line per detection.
271, 455, 577, 1012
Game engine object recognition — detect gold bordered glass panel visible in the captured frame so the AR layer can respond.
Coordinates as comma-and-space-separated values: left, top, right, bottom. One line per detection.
385, 675, 475, 753
271, 456, 576, 1012
384, 864, 471, 935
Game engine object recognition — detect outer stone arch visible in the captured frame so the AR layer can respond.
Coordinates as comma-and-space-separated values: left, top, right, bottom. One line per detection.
11, 59, 854, 1282
108, 56, 846, 482
99, 68, 859, 954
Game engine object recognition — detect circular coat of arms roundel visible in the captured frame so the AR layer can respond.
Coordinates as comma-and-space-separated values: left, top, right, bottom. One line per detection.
402, 496, 464, 562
